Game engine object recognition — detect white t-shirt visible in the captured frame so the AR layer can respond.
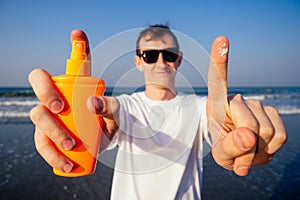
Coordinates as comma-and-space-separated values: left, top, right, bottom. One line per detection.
106, 92, 211, 200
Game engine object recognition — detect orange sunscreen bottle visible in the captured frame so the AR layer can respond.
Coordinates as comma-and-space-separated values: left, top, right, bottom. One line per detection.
51, 40, 105, 177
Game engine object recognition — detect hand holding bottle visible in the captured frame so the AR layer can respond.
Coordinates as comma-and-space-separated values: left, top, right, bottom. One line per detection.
29, 30, 120, 176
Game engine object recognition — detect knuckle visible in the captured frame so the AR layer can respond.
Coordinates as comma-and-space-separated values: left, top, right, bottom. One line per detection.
246, 99, 262, 108
46, 153, 59, 168
48, 125, 67, 144
260, 125, 275, 140
243, 118, 259, 133
34, 128, 48, 155
264, 106, 280, 116
30, 105, 46, 124
31, 105, 68, 144
273, 131, 288, 147
234, 94, 243, 101
29, 69, 59, 106
38, 88, 56, 105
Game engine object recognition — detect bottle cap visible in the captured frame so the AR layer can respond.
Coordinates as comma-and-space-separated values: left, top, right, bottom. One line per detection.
66, 40, 91, 76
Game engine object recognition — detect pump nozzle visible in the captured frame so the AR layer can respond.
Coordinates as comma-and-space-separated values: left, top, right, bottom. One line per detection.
71, 40, 87, 60
66, 40, 91, 76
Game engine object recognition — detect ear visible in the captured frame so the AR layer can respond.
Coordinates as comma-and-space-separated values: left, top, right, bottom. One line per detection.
175, 52, 183, 69
134, 55, 144, 72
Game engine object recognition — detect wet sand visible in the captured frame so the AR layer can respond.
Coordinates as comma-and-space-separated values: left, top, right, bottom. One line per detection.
0, 115, 299, 200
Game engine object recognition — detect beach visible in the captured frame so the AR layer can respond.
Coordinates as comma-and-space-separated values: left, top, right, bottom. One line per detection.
0, 114, 299, 200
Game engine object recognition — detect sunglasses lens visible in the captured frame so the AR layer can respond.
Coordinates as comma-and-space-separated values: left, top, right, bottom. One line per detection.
163, 50, 179, 62
142, 50, 159, 64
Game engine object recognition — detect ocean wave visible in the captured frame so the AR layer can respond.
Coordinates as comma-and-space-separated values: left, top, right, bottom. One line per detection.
244, 94, 300, 101
278, 109, 300, 115
0, 100, 40, 106
244, 95, 266, 100
0, 111, 30, 118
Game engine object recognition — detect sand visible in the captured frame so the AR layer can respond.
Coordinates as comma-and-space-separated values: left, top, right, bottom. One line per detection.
0, 115, 299, 200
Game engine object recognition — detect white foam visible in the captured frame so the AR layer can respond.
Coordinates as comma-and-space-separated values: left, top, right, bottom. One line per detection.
278, 108, 300, 115
244, 95, 266, 100
0, 111, 30, 117
0, 100, 39, 106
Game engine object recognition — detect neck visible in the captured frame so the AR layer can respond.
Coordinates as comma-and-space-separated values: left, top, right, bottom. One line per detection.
144, 84, 177, 100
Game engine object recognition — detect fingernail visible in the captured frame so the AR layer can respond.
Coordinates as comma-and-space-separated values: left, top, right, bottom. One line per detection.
63, 162, 73, 173
90, 96, 103, 114
62, 138, 75, 151
217, 41, 229, 57
237, 165, 250, 175
50, 99, 64, 113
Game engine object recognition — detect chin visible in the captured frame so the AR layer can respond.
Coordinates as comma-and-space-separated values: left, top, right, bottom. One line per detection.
146, 81, 175, 90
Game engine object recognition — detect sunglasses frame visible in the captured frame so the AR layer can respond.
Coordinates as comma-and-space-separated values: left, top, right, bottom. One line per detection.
136, 48, 180, 64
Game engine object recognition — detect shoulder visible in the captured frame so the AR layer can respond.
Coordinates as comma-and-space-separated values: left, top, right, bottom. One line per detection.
176, 93, 207, 114
116, 92, 145, 106
177, 93, 207, 103
117, 92, 143, 100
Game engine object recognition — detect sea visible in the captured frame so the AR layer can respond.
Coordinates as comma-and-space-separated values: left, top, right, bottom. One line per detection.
1, 86, 300, 124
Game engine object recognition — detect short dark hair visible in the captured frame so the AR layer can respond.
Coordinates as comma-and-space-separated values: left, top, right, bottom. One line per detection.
136, 24, 180, 50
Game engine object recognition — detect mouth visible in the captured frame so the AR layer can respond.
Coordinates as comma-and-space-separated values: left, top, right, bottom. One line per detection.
154, 71, 172, 76
156, 70, 170, 73
154, 67, 173, 75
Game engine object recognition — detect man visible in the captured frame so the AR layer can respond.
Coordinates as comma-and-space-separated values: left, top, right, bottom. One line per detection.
29, 25, 287, 199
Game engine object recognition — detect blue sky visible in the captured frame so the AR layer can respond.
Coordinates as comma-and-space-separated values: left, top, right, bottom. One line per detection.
0, 0, 299, 87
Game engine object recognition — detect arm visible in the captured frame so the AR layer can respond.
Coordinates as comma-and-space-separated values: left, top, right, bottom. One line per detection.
206, 36, 287, 176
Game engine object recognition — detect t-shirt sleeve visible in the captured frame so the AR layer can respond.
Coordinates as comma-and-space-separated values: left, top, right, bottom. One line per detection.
195, 96, 213, 160
197, 96, 213, 147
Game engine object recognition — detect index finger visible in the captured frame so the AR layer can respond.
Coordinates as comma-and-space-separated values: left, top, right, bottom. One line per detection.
207, 36, 229, 103
28, 68, 64, 114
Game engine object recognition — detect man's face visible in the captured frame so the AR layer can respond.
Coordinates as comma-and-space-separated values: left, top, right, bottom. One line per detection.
134, 33, 182, 90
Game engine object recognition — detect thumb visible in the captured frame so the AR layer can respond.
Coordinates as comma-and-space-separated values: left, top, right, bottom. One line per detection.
70, 29, 91, 60
212, 127, 256, 175
87, 96, 120, 120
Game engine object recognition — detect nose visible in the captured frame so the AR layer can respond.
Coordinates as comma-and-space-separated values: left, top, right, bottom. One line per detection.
156, 52, 167, 65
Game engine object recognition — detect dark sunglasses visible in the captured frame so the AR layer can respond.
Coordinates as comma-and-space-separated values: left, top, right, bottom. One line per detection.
136, 48, 179, 64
